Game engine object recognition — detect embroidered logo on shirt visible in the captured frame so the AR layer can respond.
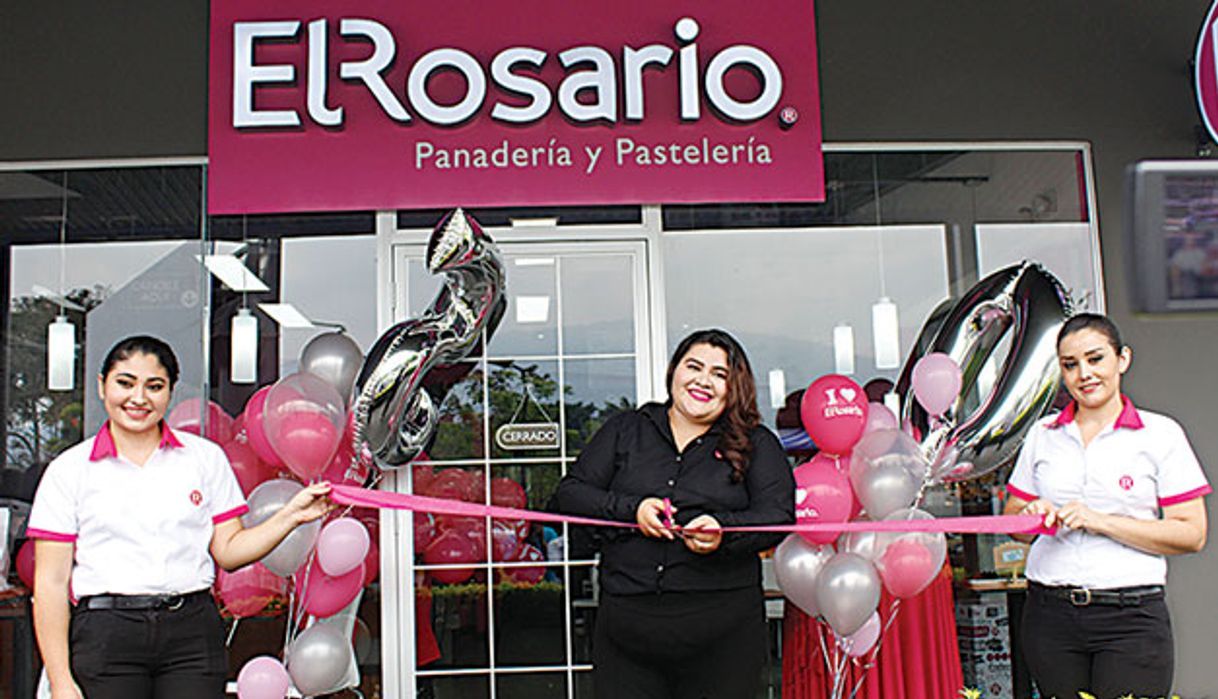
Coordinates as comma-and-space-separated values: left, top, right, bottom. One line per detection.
1118, 475, 1134, 491
190, 489, 203, 506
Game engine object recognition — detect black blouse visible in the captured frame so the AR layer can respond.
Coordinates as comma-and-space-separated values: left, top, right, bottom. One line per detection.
554, 402, 795, 596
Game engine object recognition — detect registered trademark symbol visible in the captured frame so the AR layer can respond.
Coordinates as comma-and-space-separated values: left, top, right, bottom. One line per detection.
779, 106, 799, 128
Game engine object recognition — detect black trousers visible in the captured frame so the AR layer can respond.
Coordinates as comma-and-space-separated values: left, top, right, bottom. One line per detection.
69, 593, 228, 699
1021, 585, 1173, 699
593, 587, 768, 699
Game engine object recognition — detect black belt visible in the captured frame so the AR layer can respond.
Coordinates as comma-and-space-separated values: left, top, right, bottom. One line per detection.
1029, 582, 1164, 607
77, 589, 211, 612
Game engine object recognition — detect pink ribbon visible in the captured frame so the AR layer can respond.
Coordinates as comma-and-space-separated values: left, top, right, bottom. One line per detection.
330, 484, 1056, 537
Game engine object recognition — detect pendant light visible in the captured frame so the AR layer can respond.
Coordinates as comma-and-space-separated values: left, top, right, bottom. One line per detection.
870, 155, 901, 369
833, 323, 856, 375
230, 217, 259, 383
47, 172, 75, 391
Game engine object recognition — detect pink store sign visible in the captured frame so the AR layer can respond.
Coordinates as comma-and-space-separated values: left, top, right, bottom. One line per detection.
208, 0, 823, 214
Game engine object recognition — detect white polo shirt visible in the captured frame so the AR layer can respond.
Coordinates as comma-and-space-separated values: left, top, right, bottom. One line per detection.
1007, 396, 1211, 588
27, 423, 247, 596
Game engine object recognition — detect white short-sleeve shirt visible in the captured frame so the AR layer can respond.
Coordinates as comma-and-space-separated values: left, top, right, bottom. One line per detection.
1006, 396, 1211, 588
27, 423, 248, 596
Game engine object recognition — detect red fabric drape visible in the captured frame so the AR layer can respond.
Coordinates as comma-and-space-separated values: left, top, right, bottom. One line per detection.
782, 564, 963, 699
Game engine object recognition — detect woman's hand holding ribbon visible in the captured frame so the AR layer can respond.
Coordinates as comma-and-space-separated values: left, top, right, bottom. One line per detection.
682, 514, 723, 554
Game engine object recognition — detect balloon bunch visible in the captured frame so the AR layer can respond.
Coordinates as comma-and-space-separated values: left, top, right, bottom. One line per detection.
776, 262, 1072, 699
411, 466, 547, 586
233, 209, 511, 698
776, 360, 961, 699
187, 330, 378, 699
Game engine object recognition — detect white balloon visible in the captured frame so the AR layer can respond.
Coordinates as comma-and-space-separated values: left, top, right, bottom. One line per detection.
772, 535, 834, 618
287, 623, 353, 696
243, 479, 321, 577
813, 552, 881, 637
300, 332, 364, 404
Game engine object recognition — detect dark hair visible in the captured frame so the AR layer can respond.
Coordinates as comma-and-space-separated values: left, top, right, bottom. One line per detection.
100, 335, 180, 388
1056, 313, 1123, 354
665, 328, 760, 483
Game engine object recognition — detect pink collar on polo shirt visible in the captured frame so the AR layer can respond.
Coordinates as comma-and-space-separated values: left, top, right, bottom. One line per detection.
88, 421, 185, 461
1049, 394, 1144, 431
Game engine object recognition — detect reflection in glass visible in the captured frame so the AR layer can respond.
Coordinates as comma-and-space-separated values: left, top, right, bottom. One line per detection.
418, 673, 490, 698
568, 565, 598, 664
563, 358, 636, 455
664, 226, 949, 427
488, 360, 561, 460
496, 672, 568, 699
488, 255, 559, 358
417, 573, 490, 669
561, 254, 635, 355
426, 362, 486, 461
493, 566, 566, 666
490, 463, 562, 563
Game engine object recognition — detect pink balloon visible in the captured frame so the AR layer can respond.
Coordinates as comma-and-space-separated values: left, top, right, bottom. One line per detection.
317, 518, 370, 577
243, 386, 284, 467
412, 463, 436, 494
424, 530, 480, 584
793, 453, 854, 545
263, 372, 345, 481
499, 543, 545, 585
490, 519, 522, 562
800, 375, 868, 455
224, 439, 275, 497
15, 539, 34, 590
272, 411, 340, 481
168, 399, 235, 444
864, 402, 898, 434
296, 557, 365, 618
216, 562, 287, 618
911, 352, 963, 417
838, 611, 882, 657
237, 655, 291, 699
321, 435, 369, 487
414, 512, 436, 552
490, 478, 527, 510
877, 539, 937, 598
362, 537, 380, 587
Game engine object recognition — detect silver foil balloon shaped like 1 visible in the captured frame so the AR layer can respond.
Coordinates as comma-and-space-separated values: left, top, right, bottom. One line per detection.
895, 261, 1072, 482
350, 209, 507, 468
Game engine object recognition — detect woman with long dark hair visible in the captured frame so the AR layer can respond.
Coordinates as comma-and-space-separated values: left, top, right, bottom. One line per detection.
28, 335, 333, 699
556, 328, 795, 698
1004, 313, 1209, 698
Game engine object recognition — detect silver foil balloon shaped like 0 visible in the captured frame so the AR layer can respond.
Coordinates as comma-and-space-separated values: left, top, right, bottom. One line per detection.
350, 209, 506, 468
895, 261, 1072, 482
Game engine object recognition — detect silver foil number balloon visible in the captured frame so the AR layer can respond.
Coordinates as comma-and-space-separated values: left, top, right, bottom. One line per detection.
351, 209, 507, 467
895, 261, 1071, 481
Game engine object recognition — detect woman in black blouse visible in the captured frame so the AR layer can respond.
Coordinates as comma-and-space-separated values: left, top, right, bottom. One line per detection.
556, 328, 795, 698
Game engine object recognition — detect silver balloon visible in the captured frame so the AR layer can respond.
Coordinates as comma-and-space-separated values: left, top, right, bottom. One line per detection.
849, 429, 927, 519
895, 261, 1071, 481
287, 623, 353, 696
838, 518, 880, 561
772, 534, 835, 618
300, 332, 364, 404
351, 209, 507, 467
243, 479, 321, 577
813, 552, 881, 637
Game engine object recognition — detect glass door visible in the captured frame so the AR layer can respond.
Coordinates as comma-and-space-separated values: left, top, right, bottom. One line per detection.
383, 239, 652, 698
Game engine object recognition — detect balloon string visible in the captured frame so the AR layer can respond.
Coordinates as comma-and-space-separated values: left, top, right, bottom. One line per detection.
845, 599, 902, 699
